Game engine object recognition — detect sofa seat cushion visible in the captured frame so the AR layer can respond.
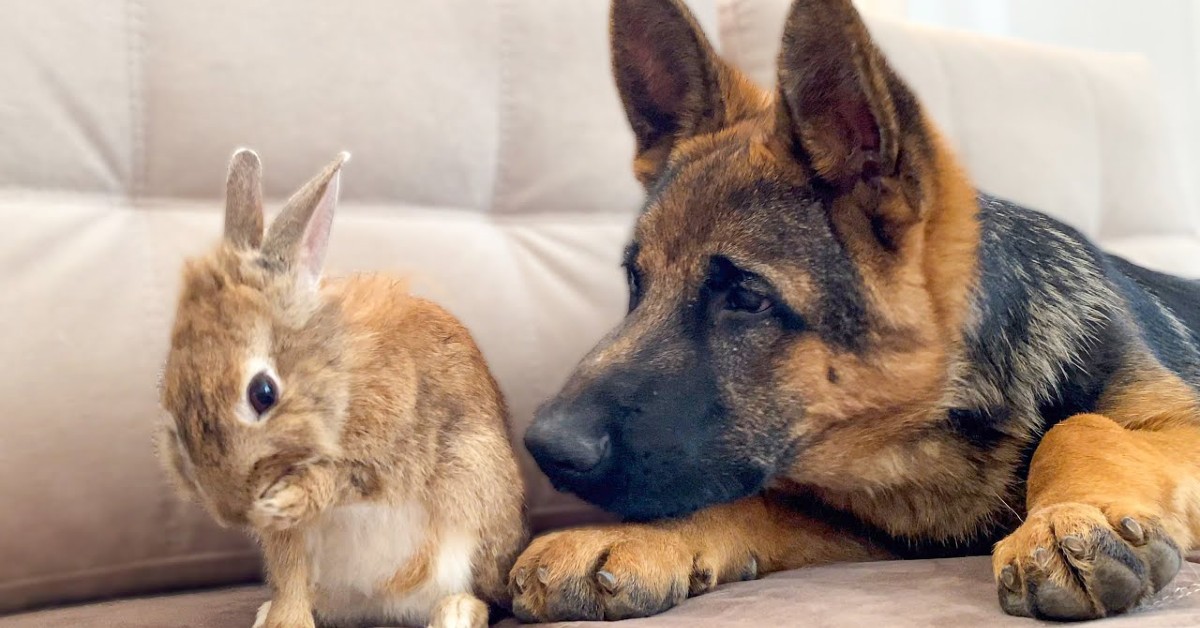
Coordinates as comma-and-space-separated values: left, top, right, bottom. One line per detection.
6, 556, 1200, 627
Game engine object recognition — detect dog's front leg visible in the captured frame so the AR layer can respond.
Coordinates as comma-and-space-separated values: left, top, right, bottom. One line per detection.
509, 494, 888, 622
993, 401, 1200, 620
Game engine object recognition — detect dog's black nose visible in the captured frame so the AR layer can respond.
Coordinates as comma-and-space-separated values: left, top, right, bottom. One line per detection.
525, 406, 611, 479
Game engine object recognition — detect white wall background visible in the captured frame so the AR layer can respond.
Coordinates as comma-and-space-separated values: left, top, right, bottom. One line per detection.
858, 0, 1199, 224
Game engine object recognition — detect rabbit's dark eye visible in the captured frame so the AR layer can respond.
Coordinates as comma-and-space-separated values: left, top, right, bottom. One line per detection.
247, 372, 278, 417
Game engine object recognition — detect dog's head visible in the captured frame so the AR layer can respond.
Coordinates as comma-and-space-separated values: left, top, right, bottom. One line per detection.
525, 0, 979, 520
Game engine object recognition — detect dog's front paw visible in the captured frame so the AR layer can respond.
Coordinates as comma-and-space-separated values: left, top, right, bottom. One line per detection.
509, 526, 696, 622
993, 502, 1182, 620
249, 478, 313, 531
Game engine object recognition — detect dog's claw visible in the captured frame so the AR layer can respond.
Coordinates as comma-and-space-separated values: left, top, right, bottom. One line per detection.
1119, 517, 1144, 544
1061, 535, 1086, 556
743, 555, 759, 581
514, 568, 528, 591
597, 570, 617, 594
1000, 565, 1017, 591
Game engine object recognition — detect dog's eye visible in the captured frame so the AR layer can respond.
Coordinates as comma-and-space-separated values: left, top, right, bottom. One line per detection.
725, 286, 773, 314
247, 372, 278, 417
625, 264, 642, 311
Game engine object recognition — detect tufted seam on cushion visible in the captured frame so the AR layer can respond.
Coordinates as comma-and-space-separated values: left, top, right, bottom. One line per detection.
1077, 55, 1105, 239
141, 206, 185, 560
919, 26, 958, 151
489, 0, 514, 215
124, 0, 145, 198
716, 0, 746, 72
496, 226, 543, 457
126, 0, 185, 563
928, 29, 967, 178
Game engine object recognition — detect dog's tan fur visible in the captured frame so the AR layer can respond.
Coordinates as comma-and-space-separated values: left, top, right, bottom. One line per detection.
158, 151, 527, 628
510, 0, 1200, 622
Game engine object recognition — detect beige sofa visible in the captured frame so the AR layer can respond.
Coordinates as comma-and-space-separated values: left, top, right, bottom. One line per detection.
3, 1, 1200, 625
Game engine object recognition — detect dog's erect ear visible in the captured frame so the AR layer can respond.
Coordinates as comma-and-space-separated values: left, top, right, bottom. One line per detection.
611, 0, 756, 187
224, 148, 264, 250
776, 0, 906, 191
262, 152, 349, 290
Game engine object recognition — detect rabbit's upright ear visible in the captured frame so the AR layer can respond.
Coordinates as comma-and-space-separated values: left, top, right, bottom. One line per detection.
224, 148, 265, 249
155, 421, 201, 502
262, 152, 350, 290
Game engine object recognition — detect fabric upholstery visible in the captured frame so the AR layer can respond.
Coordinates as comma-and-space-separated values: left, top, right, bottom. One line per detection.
5, 557, 1200, 627
2, 0, 1198, 620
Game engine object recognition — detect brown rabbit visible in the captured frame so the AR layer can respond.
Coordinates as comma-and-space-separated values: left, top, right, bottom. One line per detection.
157, 149, 527, 628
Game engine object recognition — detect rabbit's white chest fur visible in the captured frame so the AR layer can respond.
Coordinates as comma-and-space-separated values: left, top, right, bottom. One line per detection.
306, 501, 477, 626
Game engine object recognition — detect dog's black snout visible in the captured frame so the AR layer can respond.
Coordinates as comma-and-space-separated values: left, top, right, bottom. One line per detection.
525, 403, 612, 480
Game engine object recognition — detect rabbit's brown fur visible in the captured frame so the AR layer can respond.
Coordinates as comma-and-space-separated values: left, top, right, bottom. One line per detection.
158, 150, 526, 628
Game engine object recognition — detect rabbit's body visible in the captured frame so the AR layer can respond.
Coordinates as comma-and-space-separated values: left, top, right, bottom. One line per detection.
303, 500, 474, 625
160, 152, 526, 628
297, 276, 524, 627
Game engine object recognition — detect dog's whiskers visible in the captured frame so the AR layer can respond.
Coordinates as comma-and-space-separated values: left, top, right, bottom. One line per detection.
993, 490, 1024, 524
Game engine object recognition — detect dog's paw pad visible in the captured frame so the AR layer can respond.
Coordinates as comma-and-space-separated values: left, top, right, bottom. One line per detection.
993, 503, 1182, 620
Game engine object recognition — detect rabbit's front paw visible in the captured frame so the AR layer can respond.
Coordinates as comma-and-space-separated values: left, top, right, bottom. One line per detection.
251, 601, 270, 628
428, 593, 488, 628
249, 478, 313, 531
252, 600, 315, 628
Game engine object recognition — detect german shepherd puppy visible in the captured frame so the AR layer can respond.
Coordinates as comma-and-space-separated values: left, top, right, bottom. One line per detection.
508, 0, 1200, 622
